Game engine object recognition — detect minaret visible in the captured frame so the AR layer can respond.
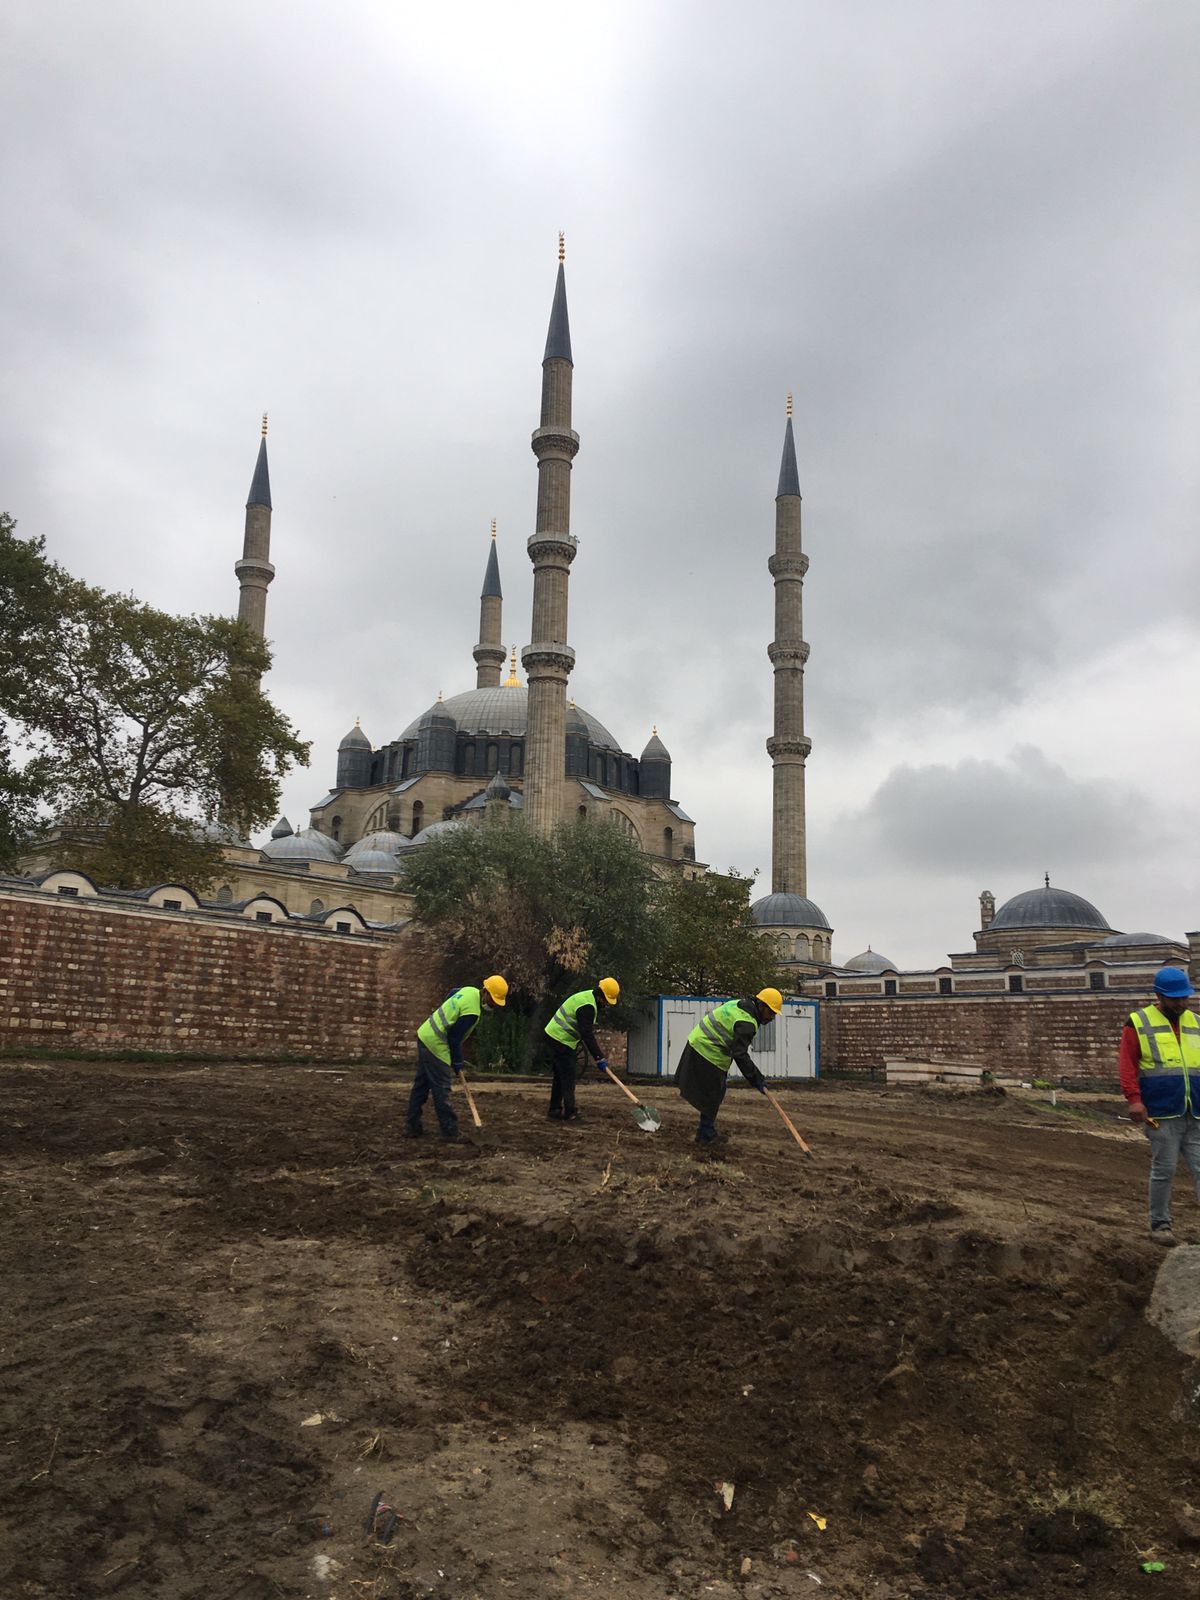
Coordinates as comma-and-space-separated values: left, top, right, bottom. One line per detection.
521, 234, 579, 832
473, 521, 506, 687
766, 395, 812, 894
236, 414, 274, 641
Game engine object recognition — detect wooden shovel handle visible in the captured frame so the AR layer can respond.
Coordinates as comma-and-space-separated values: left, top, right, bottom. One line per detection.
601, 1065, 641, 1106
458, 1069, 483, 1129
764, 1088, 814, 1157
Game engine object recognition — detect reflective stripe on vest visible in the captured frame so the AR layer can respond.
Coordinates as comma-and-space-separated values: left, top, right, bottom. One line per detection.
1132, 1005, 1200, 1120
545, 989, 596, 1047
418, 987, 481, 1065
687, 1000, 758, 1072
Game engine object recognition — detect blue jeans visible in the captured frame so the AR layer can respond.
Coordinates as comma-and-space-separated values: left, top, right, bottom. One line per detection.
1146, 1114, 1200, 1230
405, 1042, 459, 1137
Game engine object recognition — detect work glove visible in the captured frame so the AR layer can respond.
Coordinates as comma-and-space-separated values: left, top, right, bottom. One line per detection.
754, 1077, 768, 1095
596, 1058, 610, 1075
452, 1064, 462, 1078
1127, 1101, 1146, 1124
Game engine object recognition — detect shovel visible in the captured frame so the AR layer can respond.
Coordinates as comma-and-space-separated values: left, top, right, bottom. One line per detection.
763, 1087, 815, 1158
600, 1065, 662, 1132
457, 1070, 501, 1145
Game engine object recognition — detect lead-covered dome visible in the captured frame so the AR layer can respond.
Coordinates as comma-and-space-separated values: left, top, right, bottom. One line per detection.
990, 885, 1109, 932
400, 685, 621, 752
751, 892, 831, 930
845, 948, 897, 973
261, 826, 344, 863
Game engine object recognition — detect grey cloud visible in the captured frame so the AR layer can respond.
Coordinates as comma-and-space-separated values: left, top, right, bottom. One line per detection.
824, 745, 1170, 879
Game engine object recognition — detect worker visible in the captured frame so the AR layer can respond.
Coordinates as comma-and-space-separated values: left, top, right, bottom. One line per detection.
543, 977, 621, 1121
404, 975, 509, 1140
1120, 965, 1200, 1245
676, 988, 782, 1144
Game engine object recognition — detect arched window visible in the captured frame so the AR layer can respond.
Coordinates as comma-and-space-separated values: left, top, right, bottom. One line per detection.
486, 743, 499, 774
578, 805, 588, 818
411, 801, 424, 836
794, 934, 811, 961
462, 741, 475, 775
509, 743, 522, 776
309, 899, 325, 915
216, 884, 234, 904
663, 826, 674, 859
331, 814, 342, 841
590, 752, 603, 783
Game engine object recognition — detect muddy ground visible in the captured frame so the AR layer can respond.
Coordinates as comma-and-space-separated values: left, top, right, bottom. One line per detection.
2, 1062, 1199, 1599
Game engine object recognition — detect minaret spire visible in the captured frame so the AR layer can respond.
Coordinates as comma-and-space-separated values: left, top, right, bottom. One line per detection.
473, 520, 506, 687
522, 238, 580, 831
766, 397, 812, 894
236, 413, 275, 643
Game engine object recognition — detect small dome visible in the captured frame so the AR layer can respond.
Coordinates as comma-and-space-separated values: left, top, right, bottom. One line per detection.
261, 826, 345, 863
641, 728, 671, 761
271, 816, 293, 839
407, 818, 467, 847
845, 948, 897, 974
347, 849, 401, 875
1096, 931, 1172, 948
416, 700, 456, 729
485, 771, 511, 800
343, 829, 410, 862
338, 722, 371, 751
990, 885, 1109, 933
750, 892, 831, 930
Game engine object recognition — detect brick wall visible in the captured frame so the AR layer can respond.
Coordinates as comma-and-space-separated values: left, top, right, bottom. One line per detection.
0, 891, 452, 1060
819, 991, 1136, 1082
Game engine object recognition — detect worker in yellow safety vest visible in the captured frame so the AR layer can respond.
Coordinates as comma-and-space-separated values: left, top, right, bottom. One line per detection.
676, 989, 782, 1145
543, 978, 621, 1122
404, 976, 508, 1140
1119, 966, 1200, 1245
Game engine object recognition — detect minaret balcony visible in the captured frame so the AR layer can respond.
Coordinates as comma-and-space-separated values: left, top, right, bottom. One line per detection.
235, 557, 276, 586
521, 644, 576, 680
766, 735, 812, 759
526, 532, 578, 566
768, 640, 810, 666
768, 553, 809, 579
530, 426, 580, 461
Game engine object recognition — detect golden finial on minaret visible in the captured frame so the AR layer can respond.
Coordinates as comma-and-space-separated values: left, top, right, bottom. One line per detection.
436, 689, 443, 702
786, 393, 793, 419
503, 646, 521, 688
558, 231, 565, 263
491, 519, 497, 540
652, 725, 657, 735
262, 412, 269, 437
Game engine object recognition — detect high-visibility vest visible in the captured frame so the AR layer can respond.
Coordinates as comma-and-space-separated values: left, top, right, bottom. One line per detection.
1131, 1005, 1200, 1120
545, 989, 598, 1048
687, 999, 758, 1073
418, 987, 482, 1066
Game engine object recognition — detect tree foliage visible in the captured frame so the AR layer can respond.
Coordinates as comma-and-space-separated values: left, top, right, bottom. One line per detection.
398, 816, 788, 1067
0, 513, 310, 887
646, 868, 787, 998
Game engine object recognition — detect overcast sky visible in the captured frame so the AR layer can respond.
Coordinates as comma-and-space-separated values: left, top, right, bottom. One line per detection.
3, 0, 1197, 966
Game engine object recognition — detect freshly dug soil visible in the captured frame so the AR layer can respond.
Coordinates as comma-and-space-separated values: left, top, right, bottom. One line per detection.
1, 1062, 1196, 1598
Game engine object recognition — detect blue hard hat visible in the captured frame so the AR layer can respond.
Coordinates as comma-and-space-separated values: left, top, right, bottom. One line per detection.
1154, 966, 1195, 999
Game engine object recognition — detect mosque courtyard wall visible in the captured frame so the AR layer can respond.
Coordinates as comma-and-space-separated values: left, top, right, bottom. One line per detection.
0, 887, 448, 1061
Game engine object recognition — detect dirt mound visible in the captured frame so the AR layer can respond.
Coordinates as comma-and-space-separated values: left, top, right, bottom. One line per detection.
1, 1062, 1197, 1597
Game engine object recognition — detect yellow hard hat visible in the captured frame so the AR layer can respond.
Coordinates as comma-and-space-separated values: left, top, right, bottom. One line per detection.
756, 986, 783, 1015
483, 974, 508, 1007
598, 976, 620, 1005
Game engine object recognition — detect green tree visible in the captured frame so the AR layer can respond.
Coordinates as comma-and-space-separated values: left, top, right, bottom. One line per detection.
399, 815, 660, 1067
647, 867, 787, 998
0, 513, 310, 888
398, 818, 787, 1068
0, 514, 69, 866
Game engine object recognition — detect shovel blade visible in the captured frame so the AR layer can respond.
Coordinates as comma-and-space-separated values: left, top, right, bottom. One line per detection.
632, 1104, 661, 1133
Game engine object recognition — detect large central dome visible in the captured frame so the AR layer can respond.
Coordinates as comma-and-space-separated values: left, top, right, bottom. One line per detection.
990, 884, 1109, 933
400, 685, 621, 752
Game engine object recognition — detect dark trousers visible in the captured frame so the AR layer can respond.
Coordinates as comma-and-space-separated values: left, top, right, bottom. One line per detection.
405, 1041, 459, 1136
547, 1038, 580, 1118
676, 1042, 728, 1141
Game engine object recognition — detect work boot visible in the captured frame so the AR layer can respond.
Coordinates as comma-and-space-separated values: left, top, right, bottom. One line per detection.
1151, 1225, 1177, 1247
440, 1129, 461, 1142
402, 1126, 423, 1139
695, 1129, 725, 1146
547, 1108, 564, 1121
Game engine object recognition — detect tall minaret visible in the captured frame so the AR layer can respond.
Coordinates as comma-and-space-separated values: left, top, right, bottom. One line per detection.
235, 414, 274, 641
473, 521, 506, 687
766, 395, 812, 894
521, 235, 579, 832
